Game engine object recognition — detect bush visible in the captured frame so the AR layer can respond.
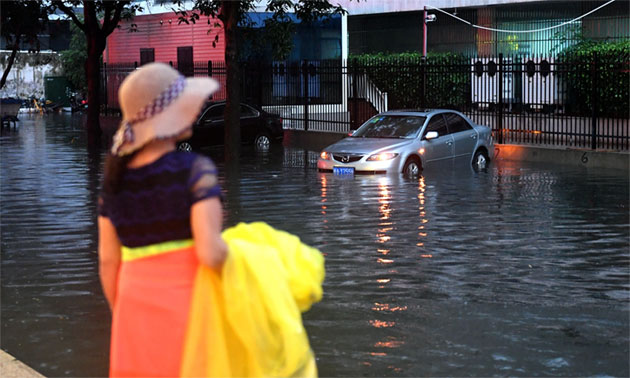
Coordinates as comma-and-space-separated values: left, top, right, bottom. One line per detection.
557, 39, 629, 118
349, 52, 470, 110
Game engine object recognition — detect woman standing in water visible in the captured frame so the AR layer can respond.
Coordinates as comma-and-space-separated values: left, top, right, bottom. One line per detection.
97, 62, 226, 377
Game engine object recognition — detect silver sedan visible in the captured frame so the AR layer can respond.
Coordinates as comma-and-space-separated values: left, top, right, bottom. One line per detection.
317, 109, 494, 176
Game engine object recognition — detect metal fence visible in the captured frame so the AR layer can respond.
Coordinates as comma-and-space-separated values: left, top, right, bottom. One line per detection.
102, 54, 629, 151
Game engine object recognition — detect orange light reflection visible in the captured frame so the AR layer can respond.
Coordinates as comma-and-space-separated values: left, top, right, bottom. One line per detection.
374, 340, 405, 348
372, 303, 408, 312
369, 320, 396, 328
320, 175, 327, 226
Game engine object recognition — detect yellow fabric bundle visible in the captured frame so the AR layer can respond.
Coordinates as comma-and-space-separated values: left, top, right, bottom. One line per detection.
181, 222, 325, 377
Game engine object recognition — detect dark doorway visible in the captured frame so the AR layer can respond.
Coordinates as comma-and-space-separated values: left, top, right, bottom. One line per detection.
140, 48, 155, 65
177, 46, 194, 76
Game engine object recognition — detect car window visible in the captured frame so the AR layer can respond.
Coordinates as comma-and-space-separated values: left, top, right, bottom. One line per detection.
201, 104, 224, 121
444, 113, 472, 134
352, 115, 426, 139
240, 104, 259, 118
424, 114, 448, 137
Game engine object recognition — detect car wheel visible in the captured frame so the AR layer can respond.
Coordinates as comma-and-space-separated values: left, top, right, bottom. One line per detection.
403, 157, 421, 177
472, 149, 489, 170
254, 132, 271, 148
178, 142, 193, 152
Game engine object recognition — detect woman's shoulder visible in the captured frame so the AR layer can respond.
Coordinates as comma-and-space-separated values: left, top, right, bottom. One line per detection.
171, 152, 217, 170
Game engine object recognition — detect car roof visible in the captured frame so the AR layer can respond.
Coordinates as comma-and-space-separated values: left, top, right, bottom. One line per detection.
380, 109, 458, 117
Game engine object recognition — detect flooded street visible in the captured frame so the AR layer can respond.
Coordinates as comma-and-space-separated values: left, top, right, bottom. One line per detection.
2, 114, 629, 377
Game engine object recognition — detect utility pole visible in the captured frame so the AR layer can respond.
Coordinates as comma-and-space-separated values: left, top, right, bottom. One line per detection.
422, 6, 436, 57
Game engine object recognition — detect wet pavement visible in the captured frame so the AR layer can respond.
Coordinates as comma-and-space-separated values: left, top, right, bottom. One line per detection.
2, 114, 629, 377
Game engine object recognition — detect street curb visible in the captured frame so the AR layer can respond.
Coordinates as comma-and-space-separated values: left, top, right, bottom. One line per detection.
0, 350, 45, 378
495, 144, 629, 171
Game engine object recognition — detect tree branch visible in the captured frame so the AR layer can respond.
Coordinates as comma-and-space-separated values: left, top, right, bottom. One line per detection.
51, 1, 86, 32
103, 2, 127, 36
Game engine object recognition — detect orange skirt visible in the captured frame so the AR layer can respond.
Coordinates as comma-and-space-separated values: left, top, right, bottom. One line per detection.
110, 246, 198, 377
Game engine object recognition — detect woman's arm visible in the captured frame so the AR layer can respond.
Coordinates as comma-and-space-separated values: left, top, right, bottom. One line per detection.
98, 216, 121, 311
191, 196, 227, 269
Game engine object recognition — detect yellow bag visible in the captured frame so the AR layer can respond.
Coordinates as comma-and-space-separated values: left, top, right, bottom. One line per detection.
181, 222, 325, 377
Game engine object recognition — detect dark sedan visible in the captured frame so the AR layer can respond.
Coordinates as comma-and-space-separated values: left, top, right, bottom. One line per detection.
178, 101, 284, 151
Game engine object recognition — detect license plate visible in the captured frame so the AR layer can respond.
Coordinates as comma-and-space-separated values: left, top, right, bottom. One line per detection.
333, 166, 355, 175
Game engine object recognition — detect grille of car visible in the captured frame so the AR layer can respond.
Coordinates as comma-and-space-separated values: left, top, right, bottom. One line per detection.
333, 154, 363, 163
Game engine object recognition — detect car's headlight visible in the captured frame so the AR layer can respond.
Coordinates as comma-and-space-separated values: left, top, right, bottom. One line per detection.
320, 151, 331, 160
367, 152, 399, 161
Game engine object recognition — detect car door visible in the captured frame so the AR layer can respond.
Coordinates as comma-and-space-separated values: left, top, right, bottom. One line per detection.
421, 114, 454, 162
444, 112, 478, 162
196, 104, 225, 145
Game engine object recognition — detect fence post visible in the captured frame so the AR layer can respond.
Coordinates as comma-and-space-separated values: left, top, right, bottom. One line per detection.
351, 58, 358, 130
591, 52, 598, 150
498, 53, 504, 144
302, 60, 309, 132
257, 60, 263, 107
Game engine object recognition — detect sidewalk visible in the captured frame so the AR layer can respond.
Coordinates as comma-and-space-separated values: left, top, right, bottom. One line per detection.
0, 350, 45, 378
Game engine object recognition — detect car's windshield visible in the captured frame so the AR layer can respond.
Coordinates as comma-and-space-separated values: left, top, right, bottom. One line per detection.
352, 115, 426, 138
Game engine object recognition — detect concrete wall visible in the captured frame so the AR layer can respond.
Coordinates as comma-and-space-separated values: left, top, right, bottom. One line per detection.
495, 144, 629, 172
0, 51, 63, 99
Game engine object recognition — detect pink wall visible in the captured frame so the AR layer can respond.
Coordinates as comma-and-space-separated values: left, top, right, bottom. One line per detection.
104, 13, 225, 64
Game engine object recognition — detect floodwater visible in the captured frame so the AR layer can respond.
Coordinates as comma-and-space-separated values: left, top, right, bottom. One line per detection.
1, 114, 629, 377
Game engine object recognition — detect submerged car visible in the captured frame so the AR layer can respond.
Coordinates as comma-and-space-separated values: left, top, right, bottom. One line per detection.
178, 101, 283, 151
317, 109, 494, 175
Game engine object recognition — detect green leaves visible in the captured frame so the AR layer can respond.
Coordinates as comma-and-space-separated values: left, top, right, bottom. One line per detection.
350, 52, 470, 110
59, 22, 88, 94
557, 40, 629, 117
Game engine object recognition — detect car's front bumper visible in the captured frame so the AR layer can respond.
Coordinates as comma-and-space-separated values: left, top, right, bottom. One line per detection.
317, 157, 400, 174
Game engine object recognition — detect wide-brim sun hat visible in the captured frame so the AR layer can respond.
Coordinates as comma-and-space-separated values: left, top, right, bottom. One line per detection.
111, 62, 220, 156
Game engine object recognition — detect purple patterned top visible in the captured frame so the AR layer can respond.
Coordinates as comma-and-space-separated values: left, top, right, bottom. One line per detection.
98, 151, 221, 248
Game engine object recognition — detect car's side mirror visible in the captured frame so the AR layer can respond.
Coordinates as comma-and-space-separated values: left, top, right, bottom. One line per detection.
424, 131, 439, 140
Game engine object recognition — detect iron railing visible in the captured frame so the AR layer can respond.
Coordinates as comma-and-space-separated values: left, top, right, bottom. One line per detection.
101, 54, 629, 150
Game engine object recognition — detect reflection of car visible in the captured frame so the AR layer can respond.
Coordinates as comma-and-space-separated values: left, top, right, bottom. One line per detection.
178, 101, 283, 151
317, 109, 494, 175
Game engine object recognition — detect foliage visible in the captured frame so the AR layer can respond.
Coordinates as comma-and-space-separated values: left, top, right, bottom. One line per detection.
556, 39, 629, 118
0, 1, 49, 88
239, 17, 296, 61
59, 21, 88, 95
349, 52, 470, 110
0, 1, 48, 51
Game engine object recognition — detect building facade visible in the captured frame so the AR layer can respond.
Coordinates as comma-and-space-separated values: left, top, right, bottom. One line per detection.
339, 0, 629, 56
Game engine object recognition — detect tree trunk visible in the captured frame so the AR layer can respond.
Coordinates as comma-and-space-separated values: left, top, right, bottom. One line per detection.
222, 1, 241, 163
85, 33, 105, 146
0, 39, 20, 89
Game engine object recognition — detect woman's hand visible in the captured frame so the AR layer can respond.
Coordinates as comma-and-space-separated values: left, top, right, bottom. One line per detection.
98, 216, 122, 311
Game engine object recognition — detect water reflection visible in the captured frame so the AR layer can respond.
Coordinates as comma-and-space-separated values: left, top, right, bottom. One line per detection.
1, 116, 629, 378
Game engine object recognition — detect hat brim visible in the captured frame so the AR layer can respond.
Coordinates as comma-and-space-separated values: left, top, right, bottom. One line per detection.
115, 77, 220, 156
